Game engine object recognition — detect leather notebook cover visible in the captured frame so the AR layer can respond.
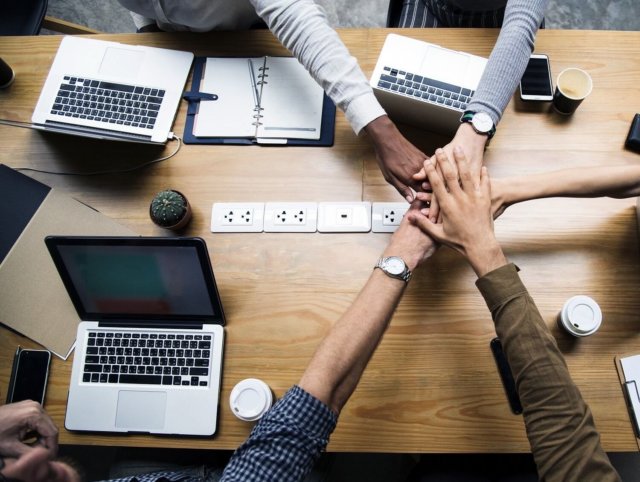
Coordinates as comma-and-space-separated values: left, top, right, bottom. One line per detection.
0, 165, 135, 358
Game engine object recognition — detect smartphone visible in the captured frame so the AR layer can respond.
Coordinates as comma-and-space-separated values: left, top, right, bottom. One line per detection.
490, 337, 522, 415
6, 347, 52, 405
519, 53, 553, 101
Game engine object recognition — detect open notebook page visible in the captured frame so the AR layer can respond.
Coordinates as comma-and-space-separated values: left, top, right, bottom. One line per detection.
193, 58, 260, 138
256, 57, 324, 141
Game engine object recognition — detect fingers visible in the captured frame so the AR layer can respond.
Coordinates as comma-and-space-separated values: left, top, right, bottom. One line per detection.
454, 146, 478, 193
25, 402, 58, 455
428, 195, 440, 223
434, 149, 462, 195
407, 211, 444, 243
480, 166, 490, 197
422, 160, 448, 203
387, 176, 416, 203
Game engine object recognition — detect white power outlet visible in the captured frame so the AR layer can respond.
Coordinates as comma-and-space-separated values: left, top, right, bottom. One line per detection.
211, 202, 265, 233
264, 202, 318, 232
317, 202, 371, 233
372, 202, 409, 233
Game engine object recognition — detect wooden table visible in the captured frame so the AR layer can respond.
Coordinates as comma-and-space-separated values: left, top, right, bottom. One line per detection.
1, 28, 639, 453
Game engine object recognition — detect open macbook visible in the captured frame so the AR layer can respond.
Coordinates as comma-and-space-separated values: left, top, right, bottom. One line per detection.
46, 236, 225, 436
370, 33, 487, 135
32, 36, 193, 144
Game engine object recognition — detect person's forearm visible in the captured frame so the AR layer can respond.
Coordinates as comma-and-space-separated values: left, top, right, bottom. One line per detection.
466, 0, 547, 124
500, 165, 640, 207
252, 0, 385, 134
298, 269, 407, 414
476, 265, 619, 482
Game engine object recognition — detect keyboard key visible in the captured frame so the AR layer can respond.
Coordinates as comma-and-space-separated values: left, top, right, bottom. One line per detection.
190, 367, 208, 376
119, 374, 162, 385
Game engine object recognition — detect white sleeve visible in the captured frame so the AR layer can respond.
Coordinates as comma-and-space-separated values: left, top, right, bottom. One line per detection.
251, 0, 386, 134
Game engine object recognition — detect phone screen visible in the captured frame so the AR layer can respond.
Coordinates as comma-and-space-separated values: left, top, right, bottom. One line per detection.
520, 56, 553, 98
8, 349, 51, 404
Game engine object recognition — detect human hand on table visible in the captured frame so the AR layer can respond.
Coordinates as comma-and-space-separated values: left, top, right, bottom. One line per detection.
0, 400, 58, 458
0, 401, 81, 482
383, 199, 439, 270
413, 122, 488, 221
364, 115, 427, 203
408, 147, 506, 277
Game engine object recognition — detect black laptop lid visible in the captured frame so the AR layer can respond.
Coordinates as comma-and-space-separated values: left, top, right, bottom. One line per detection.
45, 236, 225, 326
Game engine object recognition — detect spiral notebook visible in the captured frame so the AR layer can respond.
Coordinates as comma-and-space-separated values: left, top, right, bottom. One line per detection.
183, 56, 335, 146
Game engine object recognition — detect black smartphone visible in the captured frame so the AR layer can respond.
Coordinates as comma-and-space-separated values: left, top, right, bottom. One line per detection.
519, 53, 553, 102
6, 347, 52, 405
490, 337, 522, 415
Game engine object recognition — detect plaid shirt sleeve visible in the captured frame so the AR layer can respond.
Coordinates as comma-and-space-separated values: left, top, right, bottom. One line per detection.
220, 385, 338, 482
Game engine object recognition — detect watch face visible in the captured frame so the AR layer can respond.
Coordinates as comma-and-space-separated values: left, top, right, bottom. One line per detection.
471, 112, 493, 133
384, 257, 405, 275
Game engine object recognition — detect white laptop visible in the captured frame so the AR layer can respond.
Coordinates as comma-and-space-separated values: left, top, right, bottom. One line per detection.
45, 236, 226, 436
370, 34, 487, 135
32, 36, 193, 144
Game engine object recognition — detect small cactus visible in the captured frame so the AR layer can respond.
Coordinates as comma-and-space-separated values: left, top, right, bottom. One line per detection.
149, 189, 191, 229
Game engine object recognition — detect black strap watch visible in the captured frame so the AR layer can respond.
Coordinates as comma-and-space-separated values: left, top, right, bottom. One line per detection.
460, 111, 496, 139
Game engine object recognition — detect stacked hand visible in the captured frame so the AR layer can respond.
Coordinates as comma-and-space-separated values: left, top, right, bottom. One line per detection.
408, 147, 507, 277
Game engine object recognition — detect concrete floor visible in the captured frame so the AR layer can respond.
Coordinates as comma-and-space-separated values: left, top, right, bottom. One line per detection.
46, 0, 640, 32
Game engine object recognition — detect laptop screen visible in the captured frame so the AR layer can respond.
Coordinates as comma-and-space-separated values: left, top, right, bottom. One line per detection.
45, 237, 225, 325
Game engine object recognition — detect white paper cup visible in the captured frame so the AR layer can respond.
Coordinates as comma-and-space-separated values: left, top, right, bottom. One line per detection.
557, 295, 602, 337
230, 378, 273, 421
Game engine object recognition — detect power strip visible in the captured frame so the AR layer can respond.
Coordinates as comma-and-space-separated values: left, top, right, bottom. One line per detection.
211, 201, 409, 233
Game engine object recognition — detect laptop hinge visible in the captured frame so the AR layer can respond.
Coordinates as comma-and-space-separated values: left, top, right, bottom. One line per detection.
97, 321, 204, 330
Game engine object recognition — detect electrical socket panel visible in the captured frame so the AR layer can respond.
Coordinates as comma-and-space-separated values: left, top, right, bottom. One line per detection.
264, 202, 318, 232
211, 202, 265, 233
372, 202, 409, 233
317, 202, 371, 233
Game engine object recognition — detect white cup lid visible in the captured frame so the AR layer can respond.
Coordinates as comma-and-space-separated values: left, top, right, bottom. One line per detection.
230, 378, 273, 421
562, 295, 602, 335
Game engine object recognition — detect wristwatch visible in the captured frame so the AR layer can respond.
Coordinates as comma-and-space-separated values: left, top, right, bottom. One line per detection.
460, 111, 496, 140
374, 256, 412, 283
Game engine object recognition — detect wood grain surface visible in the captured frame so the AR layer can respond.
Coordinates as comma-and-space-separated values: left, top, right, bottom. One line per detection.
0, 29, 639, 453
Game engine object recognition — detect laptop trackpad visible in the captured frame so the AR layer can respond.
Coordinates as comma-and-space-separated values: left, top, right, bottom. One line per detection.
116, 391, 166, 430
100, 47, 144, 79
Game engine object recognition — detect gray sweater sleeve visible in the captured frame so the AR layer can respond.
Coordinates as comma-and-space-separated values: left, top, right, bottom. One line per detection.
465, 0, 548, 125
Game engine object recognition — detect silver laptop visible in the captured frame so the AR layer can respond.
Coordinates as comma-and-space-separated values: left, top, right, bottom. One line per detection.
370, 34, 487, 135
32, 36, 193, 144
45, 236, 225, 436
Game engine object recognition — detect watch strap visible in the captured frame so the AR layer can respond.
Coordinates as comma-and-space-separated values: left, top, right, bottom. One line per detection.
460, 110, 496, 139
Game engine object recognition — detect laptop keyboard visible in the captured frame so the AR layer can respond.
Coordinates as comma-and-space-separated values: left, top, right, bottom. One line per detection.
82, 331, 212, 388
377, 66, 474, 110
50, 76, 165, 129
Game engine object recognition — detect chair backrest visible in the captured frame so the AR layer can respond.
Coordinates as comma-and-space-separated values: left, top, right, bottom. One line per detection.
386, 0, 404, 28
1, 0, 48, 35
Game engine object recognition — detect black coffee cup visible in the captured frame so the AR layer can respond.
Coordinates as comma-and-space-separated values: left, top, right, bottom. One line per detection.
0, 57, 15, 88
552, 68, 592, 115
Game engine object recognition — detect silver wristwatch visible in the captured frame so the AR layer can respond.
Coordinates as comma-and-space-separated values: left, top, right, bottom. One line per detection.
374, 256, 412, 283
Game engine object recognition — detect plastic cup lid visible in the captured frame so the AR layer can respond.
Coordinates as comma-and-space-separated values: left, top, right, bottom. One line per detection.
230, 378, 273, 421
562, 295, 602, 335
